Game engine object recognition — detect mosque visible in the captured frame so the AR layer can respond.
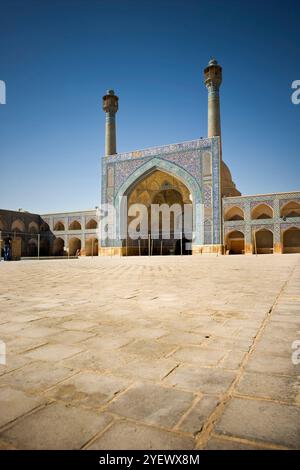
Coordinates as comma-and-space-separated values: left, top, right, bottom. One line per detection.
1, 59, 300, 258
98, 58, 300, 256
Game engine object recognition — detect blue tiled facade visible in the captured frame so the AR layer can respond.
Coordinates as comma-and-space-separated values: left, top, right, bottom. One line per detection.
223, 192, 300, 252
101, 137, 222, 250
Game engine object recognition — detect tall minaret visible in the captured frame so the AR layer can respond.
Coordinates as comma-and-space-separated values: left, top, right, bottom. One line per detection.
102, 89, 119, 155
204, 58, 222, 138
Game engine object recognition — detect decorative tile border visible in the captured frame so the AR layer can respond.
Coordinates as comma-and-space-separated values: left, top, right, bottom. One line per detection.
105, 139, 212, 163
279, 197, 300, 208
251, 224, 274, 232
250, 200, 274, 209
224, 226, 245, 236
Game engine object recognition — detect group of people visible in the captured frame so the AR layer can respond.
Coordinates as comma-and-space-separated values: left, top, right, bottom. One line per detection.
1, 236, 12, 261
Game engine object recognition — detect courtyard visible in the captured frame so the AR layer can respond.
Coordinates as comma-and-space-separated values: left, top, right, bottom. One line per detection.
0, 254, 300, 450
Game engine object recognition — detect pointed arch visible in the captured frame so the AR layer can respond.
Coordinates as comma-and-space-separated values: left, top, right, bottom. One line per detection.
0, 217, 7, 231
254, 228, 273, 254
54, 221, 65, 231
53, 237, 65, 256
69, 237, 81, 256
224, 206, 244, 221
27, 238, 38, 256
85, 218, 98, 229
114, 157, 203, 246
225, 230, 245, 254
85, 237, 98, 256
280, 201, 300, 218
69, 220, 81, 230
251, 203, 273, 220
11, 219, 25, 232
282, 227, 300, 253
28, 221, 39, 233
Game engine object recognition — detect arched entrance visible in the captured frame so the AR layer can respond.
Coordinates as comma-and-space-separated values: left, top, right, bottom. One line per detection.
283, 227, 300, 253
226, 230, 245, 254
69, 237, 81, 256
27, 238, 38, 256
124, 169, 192, 255
53, 237, 65, 256
85, 237, 98, 256
10, 220, 25, 255
112, 158, 203, 255
254, 229, 273, 254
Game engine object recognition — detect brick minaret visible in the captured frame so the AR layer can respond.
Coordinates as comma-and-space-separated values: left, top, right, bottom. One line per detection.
102, 89, 119, 155
204, 58, 222, 138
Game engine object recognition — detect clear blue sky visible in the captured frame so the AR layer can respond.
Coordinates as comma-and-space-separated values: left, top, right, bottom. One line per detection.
0, 0, 299, 213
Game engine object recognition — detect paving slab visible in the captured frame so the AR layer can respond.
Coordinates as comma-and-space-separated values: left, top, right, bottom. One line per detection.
170, 346, 226, 366
45, 371, 131, 408
0, 387, 46, 428
105, 382, 195, 428
0, 402, 112, 449
0, 361, 75, 394
113, 357, 179, 381
215, 397, 300, 449
246, 351, 300, 376
179, 395, 219, 435
23, 343, 84, 362
236, 371, 300, 403
86, 420, 195, 450
164, 364, 236, 394
121, 339, 175, 359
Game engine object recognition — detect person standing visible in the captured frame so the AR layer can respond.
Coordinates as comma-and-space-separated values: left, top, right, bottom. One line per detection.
3, 236, 12, 261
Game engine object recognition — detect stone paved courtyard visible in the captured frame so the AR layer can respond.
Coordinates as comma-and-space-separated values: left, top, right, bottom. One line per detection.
0, 254, 300, 450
